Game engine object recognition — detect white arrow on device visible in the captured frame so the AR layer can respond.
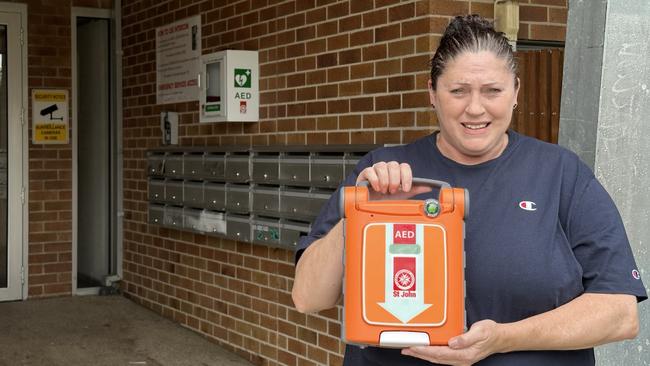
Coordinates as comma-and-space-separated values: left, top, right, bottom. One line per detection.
378, 224, 431, 323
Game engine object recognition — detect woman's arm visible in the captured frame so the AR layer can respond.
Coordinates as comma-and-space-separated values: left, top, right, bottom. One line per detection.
402, 293, 639, 365
292, 221, 344, 314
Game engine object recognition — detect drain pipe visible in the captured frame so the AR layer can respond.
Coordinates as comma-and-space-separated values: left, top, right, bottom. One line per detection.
105, 0, 125, 291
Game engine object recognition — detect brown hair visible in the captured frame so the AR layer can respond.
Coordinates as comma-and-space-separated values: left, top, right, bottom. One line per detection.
430, 14, 518, 90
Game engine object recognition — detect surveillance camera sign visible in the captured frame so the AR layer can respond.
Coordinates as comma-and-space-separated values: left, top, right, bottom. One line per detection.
32, 89, 69, 144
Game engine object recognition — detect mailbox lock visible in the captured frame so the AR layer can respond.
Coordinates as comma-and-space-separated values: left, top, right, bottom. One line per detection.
323, 175, 330, 182
172, 169, 176, 174
263, 173, 268, 179
292, 208, 297, 213
264, 205, 269, 209
292, 175, 297, 180
236, 172, 240, 177
172, 195, 176, 200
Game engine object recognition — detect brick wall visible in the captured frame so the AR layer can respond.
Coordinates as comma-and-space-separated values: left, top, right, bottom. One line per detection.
23, 0, 112, 298
121, 1, 567, 365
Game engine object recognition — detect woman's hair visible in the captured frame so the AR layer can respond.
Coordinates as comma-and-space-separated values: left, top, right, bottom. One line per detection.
430, 14, 518, 90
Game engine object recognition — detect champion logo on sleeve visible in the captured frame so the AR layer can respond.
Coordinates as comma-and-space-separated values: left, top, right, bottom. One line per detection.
632, 269, 641, 280
519, 201, 537, 211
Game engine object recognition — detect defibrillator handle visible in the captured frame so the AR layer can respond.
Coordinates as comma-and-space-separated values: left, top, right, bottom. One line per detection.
356, 177, 451, 194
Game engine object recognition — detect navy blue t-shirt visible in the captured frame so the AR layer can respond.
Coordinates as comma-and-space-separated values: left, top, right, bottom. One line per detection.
295, 131, 647, 366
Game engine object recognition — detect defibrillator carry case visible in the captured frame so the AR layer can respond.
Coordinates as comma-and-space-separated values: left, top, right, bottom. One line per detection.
340, 178, 468, 348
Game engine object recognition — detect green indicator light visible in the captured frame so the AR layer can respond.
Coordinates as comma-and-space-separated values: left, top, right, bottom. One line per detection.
424, 200, 440, 217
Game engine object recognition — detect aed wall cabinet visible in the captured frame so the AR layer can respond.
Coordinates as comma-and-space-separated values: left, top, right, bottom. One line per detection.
199, 50, 259, 123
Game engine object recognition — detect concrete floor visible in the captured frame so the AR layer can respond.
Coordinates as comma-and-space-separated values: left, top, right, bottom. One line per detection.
0, 295, 254, 366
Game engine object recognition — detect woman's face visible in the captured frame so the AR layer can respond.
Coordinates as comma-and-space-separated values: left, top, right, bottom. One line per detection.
429, 51, 519, 165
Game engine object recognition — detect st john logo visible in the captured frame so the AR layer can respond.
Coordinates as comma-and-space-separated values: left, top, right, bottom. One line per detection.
519, 201, 537, 211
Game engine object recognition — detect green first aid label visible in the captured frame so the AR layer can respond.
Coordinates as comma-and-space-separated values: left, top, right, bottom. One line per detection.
205, 104, 220, 112
234, 68, 252, 88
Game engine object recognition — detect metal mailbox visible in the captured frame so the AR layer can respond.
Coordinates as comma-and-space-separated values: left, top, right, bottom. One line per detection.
252, 153, 279, 183
252, 186, 280, 216
164, 180, 184, 205
183, 153, 204, 179
279, 153, 310, 185
225, 153, 250, 182
252, 217, 281, 246
226, 184, 250, 213
280, 220, 311, 248
165, 153, 184, 178
198, 210, 227, 235
226, 213, 251, 242
204, 183, 226, 211
344, 153, 363, 177
183, 208, 204, 231
163, 206, 184, 228
147, 153, 166, 176
148, 204, 165, 225
148, 179, 166, 203
204, 153, 225, 181
280, 188, 332, 220
183, 181, 204, 208
311, 154, 344, 188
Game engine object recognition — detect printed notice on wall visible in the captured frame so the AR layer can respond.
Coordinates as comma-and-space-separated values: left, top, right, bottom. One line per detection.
32, 89, 69, 144
156, 15, 201, 104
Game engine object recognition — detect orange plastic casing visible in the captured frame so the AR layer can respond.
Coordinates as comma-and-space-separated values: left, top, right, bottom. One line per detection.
340, 184, 466, 347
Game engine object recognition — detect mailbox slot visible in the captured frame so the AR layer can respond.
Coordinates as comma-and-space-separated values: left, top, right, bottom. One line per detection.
204, 183, 226, 211
183, 208, 203, 231
204, 153, 226, 181
226, 213, 251, 242
311, 153, 344, 188
252, 217, 281, 246
226, 184, 250, 213
163, 206, 184, 228
280, 188, 333, 220
165, 153, 184, 178
147, 153, 166, 176
183, 153, 204, 179
252, 186, 280, 217
148, 179, 165, 203
279, 220, 311, 249
164, 180, 184, 205
279, 152, 310, 185
225, 152, 250, 182
183, 181, 204, 208
252, 152, 279, 183
148, 204, 165, 225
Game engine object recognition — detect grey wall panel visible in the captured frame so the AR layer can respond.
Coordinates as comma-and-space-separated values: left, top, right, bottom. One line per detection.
560, 1, 650, 364
593, 1, 650, 364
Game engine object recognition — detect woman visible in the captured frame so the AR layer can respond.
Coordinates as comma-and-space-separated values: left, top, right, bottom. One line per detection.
292, 15, 646, 365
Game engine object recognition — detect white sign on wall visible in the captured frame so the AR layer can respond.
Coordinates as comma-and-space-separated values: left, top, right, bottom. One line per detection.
156, 15, 201, 104
32, 89, 69, 144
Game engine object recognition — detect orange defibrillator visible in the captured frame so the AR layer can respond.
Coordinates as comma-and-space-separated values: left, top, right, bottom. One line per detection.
340, 178, 468, 348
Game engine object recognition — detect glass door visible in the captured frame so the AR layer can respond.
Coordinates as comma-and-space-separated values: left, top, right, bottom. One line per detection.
0, 6, 26, 301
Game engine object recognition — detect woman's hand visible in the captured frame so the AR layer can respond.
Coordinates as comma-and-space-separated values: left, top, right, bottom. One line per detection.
401, 320, 504, 366
356, 161, 432, 199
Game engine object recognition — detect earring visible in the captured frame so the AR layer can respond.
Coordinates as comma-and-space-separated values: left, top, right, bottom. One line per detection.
513, 103, 518, 110
431, 104, 436, 110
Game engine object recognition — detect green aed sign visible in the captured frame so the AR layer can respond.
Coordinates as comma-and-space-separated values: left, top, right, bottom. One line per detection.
234, 68, 252, 88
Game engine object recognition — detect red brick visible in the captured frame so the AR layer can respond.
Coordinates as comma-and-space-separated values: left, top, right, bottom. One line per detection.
520, 5, 548, 22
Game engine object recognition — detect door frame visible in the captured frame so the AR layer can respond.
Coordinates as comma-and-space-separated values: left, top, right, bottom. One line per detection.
71, 7, 122, 295
0, 2, 28, 301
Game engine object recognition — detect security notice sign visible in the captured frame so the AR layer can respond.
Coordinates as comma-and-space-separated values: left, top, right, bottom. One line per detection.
156, 15, 201, 104
32, 89, 69, 144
